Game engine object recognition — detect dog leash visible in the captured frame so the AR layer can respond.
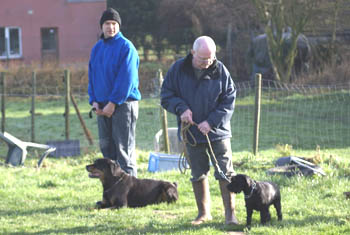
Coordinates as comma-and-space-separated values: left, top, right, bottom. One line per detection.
178, 149, 191, 174
244, 181, 256, 199
181, 122, 231, 183
89, 107, 96, 119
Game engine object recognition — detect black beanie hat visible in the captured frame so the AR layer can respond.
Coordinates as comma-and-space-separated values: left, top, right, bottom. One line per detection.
100, 8, 122, 28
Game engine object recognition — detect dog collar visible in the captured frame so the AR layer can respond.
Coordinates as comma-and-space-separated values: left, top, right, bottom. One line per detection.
107, 174, 125, 191
114, 175, 125, 185
244, 181, 256, 199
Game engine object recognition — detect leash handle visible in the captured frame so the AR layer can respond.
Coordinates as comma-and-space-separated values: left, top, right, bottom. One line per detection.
89, 107, 96, 119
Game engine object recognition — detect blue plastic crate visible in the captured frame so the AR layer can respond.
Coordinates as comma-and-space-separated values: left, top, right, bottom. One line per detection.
148, 152, 185, 172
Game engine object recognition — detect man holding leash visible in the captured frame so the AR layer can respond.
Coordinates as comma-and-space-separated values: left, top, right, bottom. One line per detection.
161, 36, 238, 225
88, 8, 141, 177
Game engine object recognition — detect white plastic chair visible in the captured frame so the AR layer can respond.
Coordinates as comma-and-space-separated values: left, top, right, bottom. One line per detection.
0, 131, 56, 167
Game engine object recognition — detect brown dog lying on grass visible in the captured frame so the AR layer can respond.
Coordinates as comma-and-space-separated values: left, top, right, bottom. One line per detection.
86, 158, 178, 209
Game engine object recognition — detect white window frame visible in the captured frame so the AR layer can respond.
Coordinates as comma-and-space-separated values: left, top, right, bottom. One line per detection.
0, 27, 22, 60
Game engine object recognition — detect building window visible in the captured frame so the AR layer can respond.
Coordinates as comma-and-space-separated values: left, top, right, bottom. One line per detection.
41, 28, 58, 51
0, 27, 22, 59
41, 27, 59, 62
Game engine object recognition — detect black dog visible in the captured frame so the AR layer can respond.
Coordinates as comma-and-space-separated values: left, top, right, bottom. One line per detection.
86, 158, 178, 209
227, 174, 282, 227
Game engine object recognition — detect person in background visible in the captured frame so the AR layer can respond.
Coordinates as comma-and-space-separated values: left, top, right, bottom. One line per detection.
88, 8, 141, 177
160, 36, 239, 225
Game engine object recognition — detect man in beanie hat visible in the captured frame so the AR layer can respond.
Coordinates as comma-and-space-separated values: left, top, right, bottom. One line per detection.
88, 8, 141, 177
99, 8, 121, 28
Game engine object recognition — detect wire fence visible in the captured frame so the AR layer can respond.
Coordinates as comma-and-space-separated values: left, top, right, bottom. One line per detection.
0, 74, 349, 160
232, 80, 350, 151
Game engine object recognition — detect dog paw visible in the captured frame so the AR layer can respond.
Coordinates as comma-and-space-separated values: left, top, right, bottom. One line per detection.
95, 201, 102, 209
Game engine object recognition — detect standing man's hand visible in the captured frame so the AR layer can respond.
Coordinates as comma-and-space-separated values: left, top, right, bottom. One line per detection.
103, 102, 116, 118
198, 121, 211, 135
180, 109, 194, 125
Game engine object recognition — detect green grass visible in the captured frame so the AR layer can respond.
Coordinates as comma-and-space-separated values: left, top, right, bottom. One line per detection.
1, 149, 349, 234
0, 94, 349, 234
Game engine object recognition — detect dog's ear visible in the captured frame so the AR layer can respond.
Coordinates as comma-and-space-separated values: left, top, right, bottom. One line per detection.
173, 182, 178, 188
244, 175, 254, 188
165, 184, 178, 202
108, 160, 121, 176
106, 158, 116, 165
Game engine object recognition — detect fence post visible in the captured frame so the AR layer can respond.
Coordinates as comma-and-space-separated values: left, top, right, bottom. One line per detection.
31, 71, 36, 142
226, 23, 233, 70
0, 72, 6, 133
158, 69, 170, 153
64, 69, 70, 140
253, 73, 262, 155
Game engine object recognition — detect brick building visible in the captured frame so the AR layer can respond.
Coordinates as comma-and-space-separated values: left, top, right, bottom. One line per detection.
0, 0, 106, 64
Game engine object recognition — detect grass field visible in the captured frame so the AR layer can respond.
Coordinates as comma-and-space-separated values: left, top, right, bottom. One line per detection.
0, 95, 349, 234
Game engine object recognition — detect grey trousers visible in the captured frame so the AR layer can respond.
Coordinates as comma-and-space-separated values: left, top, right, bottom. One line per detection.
186, 138, 235, 182
97, 101, 138, 177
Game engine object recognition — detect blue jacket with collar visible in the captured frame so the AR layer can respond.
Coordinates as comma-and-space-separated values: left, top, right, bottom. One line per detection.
88, 32, 141, 106
160, 53, 236, 143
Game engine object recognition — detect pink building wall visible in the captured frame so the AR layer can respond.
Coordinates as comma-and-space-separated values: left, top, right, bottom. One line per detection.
0, 0, 106, 64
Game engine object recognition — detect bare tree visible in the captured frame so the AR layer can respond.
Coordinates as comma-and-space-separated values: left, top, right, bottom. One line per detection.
251, 0, 319, 82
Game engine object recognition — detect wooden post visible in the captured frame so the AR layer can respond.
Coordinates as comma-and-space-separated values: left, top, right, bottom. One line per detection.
226, 23, 233, 70
70, 92, 94, 145
0, 72, 6, 133
64, 69, 70, 140
31, 71, 36, 142
253, 73, 262, 155
158, 69, 170, 153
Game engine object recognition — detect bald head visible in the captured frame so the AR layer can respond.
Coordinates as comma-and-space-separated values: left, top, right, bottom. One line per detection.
192, 36, 216, 53
191, 36, 216, 69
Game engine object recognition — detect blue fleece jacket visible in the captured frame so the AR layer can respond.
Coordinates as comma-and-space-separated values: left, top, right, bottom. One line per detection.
88, 32, 141, 106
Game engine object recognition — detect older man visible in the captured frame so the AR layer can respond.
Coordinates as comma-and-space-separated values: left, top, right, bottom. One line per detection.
161, 36, 238, 225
